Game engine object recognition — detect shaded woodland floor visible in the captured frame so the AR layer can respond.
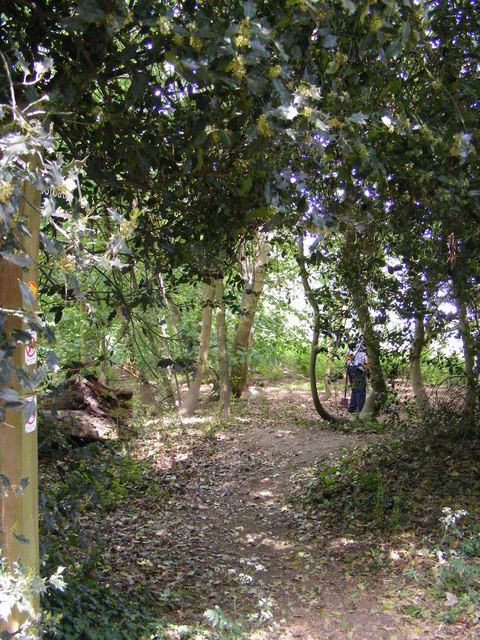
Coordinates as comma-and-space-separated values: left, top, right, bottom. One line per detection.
41, 381, 479, 639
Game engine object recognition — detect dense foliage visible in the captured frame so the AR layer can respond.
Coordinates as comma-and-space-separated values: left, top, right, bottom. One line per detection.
1, 0, 479, 637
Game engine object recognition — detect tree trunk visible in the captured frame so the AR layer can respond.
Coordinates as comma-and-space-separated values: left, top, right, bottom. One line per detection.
342, 231, 387, 419
297, 236, 341, 423
409, 310, 432, 411
309, 326, 342, 423
100, 334, 108, 375
215, 279, 231, 420
230, 234, 270, 397
355, 292, 387, 418
451, 274, 477, 420
179, 282, 215, 416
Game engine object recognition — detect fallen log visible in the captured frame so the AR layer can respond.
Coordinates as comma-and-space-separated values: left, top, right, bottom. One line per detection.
40, 375, 133, 443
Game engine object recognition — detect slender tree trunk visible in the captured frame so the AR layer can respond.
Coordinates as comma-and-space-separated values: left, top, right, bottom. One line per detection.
309, 323, 342, 423
158, 323, 182, 406
405, 265, 435, 413
342, 231, 387, 418
297, 236, 340, 422
410, 310, 431, 411
451, 274, 476, 420
79, 301, 90, 364
231, 234, 270, 397
100, 335, 108, 375
179, 282, 215, 416
157, 272, 183, 325
116, 305, 136, 371
355, 288, 387, 418
215, 278, 230, 420
143, 324, 177, 406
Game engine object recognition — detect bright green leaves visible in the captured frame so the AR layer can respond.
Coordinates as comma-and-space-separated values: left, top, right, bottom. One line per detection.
3, 0, 477, 300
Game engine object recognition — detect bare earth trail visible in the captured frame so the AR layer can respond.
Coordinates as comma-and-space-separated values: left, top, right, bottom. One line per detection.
92, 384, 465, 639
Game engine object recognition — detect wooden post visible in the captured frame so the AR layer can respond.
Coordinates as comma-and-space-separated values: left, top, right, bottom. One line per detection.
0, 177, 40, 633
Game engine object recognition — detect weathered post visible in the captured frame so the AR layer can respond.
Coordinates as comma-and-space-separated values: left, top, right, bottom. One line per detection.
0, 175, 41, 633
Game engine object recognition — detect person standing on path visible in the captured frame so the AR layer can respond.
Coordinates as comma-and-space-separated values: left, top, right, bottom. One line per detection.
345, 339, 369, 413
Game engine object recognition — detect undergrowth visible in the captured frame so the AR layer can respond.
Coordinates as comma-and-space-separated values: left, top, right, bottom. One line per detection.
38, 415, 168, 639
37, 407, 233, 640
300, 405, 479, 532
298, 403, 480, 627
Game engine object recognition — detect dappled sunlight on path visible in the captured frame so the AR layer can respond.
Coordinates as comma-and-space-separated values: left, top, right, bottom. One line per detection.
83, 384, 466, 639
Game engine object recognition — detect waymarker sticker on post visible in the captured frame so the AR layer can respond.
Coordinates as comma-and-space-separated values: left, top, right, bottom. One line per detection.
25, 331, 37, 366
25, 396, 37, 434
27, 281, 38, 299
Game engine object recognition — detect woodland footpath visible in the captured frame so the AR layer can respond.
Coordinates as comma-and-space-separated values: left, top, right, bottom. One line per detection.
39, 377, 480, 640
1, 2, 479, 638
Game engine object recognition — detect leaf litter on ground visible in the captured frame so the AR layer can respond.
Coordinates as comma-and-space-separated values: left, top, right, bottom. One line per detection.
41, 382, 479, 639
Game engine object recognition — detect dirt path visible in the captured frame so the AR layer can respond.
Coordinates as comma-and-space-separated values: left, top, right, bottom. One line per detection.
92, 384, 463, 639
156, 386, 409, 639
